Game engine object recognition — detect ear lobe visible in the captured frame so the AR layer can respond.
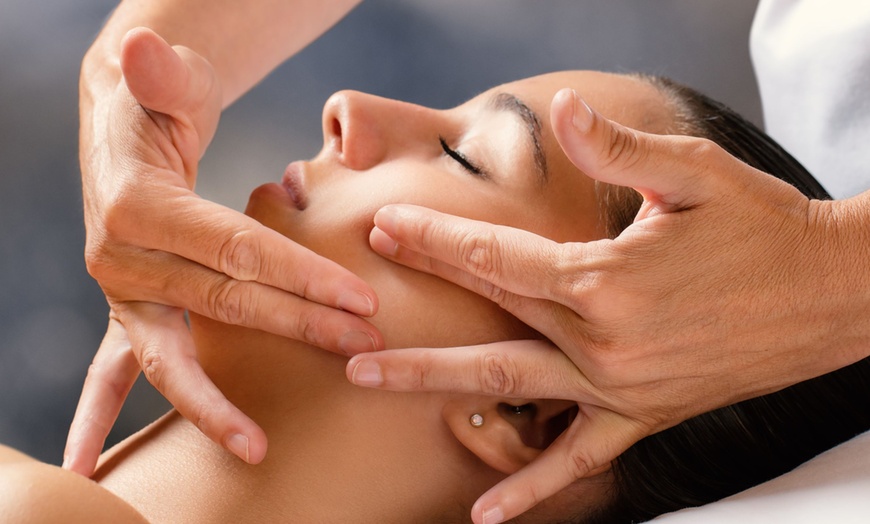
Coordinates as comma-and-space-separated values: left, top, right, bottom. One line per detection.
443, 400, 536, 475
442, 398, 579, 475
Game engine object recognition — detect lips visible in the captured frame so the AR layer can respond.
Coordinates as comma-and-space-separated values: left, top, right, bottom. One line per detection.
282, 161, 309, 210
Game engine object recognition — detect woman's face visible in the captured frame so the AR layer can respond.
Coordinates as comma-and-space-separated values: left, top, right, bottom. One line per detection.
244, 71, 671, 347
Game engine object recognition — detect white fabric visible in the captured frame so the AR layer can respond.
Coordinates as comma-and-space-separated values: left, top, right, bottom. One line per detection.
750, 0, 870, 199
650, 429, 870, 523
650, 4, 870, 521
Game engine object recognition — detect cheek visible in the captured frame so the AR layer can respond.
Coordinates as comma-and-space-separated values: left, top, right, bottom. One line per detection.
365, 258, 538, 349
244, 171, 539, 349
273, 166, 497, 267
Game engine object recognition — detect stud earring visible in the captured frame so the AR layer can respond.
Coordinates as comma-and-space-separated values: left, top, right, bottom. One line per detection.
469, 413, 484, 427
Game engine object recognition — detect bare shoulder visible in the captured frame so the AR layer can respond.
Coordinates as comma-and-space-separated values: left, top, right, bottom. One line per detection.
0, 444, 149, 524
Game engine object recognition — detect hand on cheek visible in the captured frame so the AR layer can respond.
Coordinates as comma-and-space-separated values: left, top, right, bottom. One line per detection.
357, 88, 846, 523
68, 28, 384, 476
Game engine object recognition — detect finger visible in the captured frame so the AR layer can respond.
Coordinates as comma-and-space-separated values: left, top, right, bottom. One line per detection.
108, 192, 378, 318
371, 225, 584, 348
470, 406, 646, 524
121, 302, 268, 464
112, 249, 383, 355
346, 340, 599, 402
370, 204, 587, 306
120, 28, 189, 112
550, 87, 721, 209
119, 27, 221, 177
63, 317, 140, 476
120, 28, 218, 125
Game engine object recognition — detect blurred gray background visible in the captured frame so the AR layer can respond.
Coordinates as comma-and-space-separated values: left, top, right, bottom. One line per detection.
0, 0, 760, 464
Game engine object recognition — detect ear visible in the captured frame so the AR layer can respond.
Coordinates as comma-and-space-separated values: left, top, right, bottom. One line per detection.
443, 396, 579, 475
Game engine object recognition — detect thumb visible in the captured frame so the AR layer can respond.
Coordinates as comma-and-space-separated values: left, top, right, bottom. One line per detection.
549, 87, 720, 213
119, 27, 221, 155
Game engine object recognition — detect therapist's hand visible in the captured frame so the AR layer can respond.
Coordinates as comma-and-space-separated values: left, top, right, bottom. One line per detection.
348, 89, 869, 523
65, 28, 383, 476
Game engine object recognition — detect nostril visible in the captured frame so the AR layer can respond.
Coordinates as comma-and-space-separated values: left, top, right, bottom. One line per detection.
331, 117, 343, 153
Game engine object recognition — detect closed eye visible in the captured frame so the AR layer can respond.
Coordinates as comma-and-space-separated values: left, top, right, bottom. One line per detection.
439, 136, 490, 180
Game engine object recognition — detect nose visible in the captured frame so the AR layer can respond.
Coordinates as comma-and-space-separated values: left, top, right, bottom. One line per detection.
321, 90, 428, 170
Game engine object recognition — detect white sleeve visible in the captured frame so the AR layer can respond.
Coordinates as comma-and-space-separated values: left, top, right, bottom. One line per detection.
649, 6, 870, 521
750, 0, 870, 199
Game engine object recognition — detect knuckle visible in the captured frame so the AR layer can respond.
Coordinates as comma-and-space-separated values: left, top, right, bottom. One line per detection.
600, 125, 642, 171
459, 230, 501, 280
567, 450, 597, 479
83, 233, 126, 284
207, 280, 253, 326
193, 401, 217, 436
479, 280, 507, 304
217, 230, 262, 282
83, 242, 112, 280
139, 345, 166, 392
99, 186, 145, 247
83, 232, 139, 289
293, 308, 328, 347
289, 270, 312, 300
101, 188, 135, 233
555, 247, 597, 307
399, 355, 443, 391
678, 136, 727, 177
407, 360, 431, 390
85, 362, 125, 400
682, 136, 721, 162
476, 351, 517, 396
563, 275, 594, 313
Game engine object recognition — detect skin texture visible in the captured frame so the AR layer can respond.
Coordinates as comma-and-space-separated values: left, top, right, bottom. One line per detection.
92, 68, 659, 522
70, 2, 372, 475
350, 86, 870, 523
72, 8, 870, 524
9, 40, 671, 521
0, 444, 148, 523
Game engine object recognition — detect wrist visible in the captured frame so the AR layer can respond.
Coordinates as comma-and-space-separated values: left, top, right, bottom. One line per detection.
805, 193, 870, 368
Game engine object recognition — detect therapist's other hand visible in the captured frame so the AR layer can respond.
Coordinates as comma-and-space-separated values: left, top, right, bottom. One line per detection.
66, 28, 383, 476
350, 88, 860, 523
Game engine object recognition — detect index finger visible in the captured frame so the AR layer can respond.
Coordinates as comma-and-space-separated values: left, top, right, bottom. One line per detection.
110, 189, 378, 317
369, 204, 592, 306
346, 339, 600, 403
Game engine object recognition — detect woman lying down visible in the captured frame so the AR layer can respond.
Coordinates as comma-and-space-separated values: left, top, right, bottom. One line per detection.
2, 36, 868, 524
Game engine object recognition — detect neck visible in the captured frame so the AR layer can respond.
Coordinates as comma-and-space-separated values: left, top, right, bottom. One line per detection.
94, 317, 487, 523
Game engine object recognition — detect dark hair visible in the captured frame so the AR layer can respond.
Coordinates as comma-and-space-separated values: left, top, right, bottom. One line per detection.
598, 75, 829, 238
583, 77, 870, 523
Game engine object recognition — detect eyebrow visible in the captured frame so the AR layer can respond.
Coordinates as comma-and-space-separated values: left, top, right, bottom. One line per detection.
488, 92, 549, 185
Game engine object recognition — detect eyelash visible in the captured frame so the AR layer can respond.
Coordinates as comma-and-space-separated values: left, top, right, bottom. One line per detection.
439, 136, 488, 179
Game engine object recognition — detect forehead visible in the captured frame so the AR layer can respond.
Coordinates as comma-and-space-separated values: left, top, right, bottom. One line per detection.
488, 70, 674, 134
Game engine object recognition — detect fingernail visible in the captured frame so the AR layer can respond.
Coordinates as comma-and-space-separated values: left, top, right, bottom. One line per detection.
571, 89, 594, 133
374, 206, 400, 236
370, 227, 398, 256
338, 291, 374, 316
339, 330, 377, 355
481, 506, 504, 524
227, 434, 250, 463
351, 359, 383, 387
